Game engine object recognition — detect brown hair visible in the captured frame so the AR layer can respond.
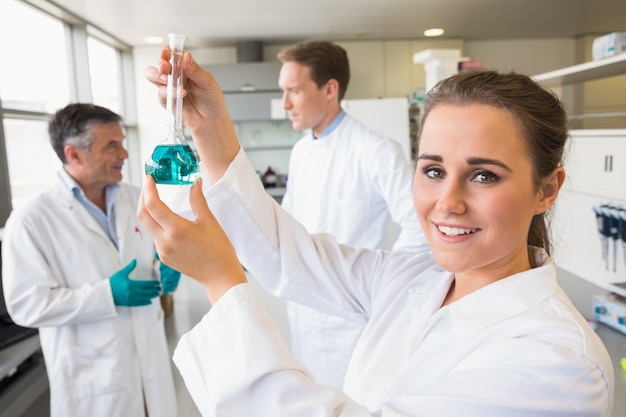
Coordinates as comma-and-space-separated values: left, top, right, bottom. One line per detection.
418, 70, 568, 260
277, 40, 350, 101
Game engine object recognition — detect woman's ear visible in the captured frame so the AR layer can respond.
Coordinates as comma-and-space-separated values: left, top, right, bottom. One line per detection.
535, 166, 566, 215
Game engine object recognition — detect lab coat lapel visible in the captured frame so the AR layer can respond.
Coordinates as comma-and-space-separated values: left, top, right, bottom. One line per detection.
51, 172, 110, 242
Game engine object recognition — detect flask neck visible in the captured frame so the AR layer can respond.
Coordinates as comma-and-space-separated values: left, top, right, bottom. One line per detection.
166, 48, 184, 135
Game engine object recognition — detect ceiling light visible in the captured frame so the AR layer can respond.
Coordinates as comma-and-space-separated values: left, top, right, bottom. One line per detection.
144, 36, 165, 45
424, 28, 444, 37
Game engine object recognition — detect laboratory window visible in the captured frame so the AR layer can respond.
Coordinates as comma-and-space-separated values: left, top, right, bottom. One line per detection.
0, 0, 133, 220
88, 36, 123, 114
0, 0, 71, 113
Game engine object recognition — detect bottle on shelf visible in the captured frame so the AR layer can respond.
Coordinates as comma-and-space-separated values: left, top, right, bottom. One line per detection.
262, 166, 277, 188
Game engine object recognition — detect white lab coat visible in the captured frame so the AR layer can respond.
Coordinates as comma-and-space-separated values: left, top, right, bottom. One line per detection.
2, 171, 177, 417
281, 113, 430, 388
174, 149, 614, 417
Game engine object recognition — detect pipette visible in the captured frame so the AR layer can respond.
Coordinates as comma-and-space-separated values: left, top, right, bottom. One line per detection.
609, 206, 621, 272
619, 207, 626, 266
594, 205, 609, 270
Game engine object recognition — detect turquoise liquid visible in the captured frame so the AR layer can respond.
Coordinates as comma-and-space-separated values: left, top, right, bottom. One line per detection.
145, 144, 199, 185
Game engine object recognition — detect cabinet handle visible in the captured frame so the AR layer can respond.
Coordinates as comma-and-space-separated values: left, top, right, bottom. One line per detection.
604, 155, 613, 172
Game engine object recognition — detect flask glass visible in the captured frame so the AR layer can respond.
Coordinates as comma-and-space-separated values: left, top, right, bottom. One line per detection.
145, 33, 199, 185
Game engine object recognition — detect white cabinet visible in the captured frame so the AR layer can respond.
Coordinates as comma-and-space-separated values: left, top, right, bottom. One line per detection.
203, 62, 282, 121
533, 57, 626, 289
563, 130, 626, 201
551, 131, 626, 289
224, 91, 283, 121
204, 62, 281, 92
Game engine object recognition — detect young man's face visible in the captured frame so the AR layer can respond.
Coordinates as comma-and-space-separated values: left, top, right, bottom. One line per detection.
278, 61, 336, 137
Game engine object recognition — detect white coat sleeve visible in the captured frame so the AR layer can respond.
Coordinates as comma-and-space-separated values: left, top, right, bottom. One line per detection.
203, 149, 385, 322
173, 283, 371, 417
279, 143, 296, 214
2, 210, 117, 327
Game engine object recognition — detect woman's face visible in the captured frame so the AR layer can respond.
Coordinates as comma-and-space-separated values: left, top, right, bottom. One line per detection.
413, 103, 553, 283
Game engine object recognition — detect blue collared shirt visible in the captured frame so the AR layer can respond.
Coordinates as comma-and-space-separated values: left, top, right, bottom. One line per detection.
59, 168, 121, 249
313, 110, 346, 139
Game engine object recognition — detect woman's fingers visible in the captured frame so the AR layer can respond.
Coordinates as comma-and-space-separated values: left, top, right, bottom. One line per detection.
188, 178, 210, 224
137, 176, 182, 254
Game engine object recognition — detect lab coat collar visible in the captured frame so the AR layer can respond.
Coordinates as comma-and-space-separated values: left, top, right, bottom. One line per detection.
407, 264, 454, 308
54, 168, 80, 208
53, 168, 126, 249
406, 248, 557, 339
447, 247, 557, 338
57, 168, 121, 206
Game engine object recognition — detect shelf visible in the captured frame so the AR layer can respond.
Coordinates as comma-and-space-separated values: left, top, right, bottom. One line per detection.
533, 53, 626, 86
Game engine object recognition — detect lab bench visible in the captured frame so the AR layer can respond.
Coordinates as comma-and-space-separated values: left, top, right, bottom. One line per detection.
0, 336, 47, 417
557, 269, 626, 417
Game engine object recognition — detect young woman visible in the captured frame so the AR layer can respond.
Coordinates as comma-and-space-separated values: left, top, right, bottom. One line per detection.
139, 49, 614, 416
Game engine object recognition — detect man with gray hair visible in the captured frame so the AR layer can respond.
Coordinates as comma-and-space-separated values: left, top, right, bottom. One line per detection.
2, 103, 179, 417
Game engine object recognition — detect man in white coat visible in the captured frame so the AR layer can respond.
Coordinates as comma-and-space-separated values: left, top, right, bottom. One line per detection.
277, 40, 430, 388
1, 103, 179, 417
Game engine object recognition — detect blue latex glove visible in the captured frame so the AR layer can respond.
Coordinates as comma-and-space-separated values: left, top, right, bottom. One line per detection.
109, 259, 161, 306
155, 253, 182, 295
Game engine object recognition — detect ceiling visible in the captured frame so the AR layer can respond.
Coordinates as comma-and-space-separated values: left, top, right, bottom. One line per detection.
33, 0, 626, 48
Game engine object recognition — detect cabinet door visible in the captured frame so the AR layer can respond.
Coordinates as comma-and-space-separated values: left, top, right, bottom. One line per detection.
565, 131, 626, 200
204, 62, 282, 92
224, 91, 283, 121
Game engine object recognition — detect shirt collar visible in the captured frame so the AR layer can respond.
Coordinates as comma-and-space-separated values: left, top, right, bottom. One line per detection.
313, 110, 346, 139
58, 168, 120, 209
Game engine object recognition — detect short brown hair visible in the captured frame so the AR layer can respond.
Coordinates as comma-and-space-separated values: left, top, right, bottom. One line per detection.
278, 40, 350, 101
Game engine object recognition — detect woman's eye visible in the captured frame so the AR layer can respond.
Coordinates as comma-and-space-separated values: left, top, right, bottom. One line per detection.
472, 171, 499, 184
424, 167, 444, 179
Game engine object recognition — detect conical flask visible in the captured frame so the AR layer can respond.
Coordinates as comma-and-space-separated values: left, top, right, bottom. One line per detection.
145, 33, 199, 185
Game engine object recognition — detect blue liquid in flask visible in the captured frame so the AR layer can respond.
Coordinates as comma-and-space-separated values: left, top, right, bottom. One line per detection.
145, 143, 199, 185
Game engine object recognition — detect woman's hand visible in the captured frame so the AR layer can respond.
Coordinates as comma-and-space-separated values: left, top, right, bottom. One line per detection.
138, 176, 247, 303
145, 48, 240, 183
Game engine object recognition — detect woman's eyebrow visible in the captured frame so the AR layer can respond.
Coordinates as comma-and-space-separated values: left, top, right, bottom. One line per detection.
417, 153, 442, 162
467, 157, 512, 172
418, 154, 513, 173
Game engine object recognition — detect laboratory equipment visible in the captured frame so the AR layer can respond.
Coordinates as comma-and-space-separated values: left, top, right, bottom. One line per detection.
593, 205, 609, 269
145, 33, 199, 185
608, 206, 621, 272
608, 282, 626, 299
262, 166, 277, 188
593, 293, 626, 335
619, 208, 626, 267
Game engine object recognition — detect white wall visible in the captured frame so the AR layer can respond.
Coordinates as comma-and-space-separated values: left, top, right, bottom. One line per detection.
464, 38, 577, 75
